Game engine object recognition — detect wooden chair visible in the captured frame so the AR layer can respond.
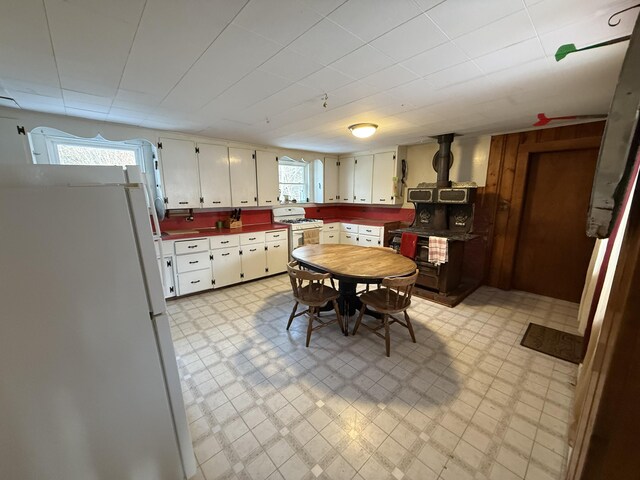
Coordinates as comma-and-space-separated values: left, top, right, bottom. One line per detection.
286, 261, 344, 347
352, 269, 419, 356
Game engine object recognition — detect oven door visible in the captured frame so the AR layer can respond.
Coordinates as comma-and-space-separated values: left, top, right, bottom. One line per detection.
292, 229, 304, 250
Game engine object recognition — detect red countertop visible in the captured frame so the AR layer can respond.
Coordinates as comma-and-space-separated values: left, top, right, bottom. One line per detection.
161, 223, 288, 241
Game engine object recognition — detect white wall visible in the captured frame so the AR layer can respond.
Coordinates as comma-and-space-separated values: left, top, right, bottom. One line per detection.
0, 116, 30, 165
0, 106, 330, 169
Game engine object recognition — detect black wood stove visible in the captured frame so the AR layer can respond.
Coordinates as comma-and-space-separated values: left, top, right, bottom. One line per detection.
392, 133, 479, 295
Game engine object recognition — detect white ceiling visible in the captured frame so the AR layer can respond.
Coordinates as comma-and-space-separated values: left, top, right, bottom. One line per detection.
0, 0, 637, 153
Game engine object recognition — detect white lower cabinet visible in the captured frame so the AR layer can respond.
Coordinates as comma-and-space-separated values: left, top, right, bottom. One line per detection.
174, 238, 213, 295
211, 247, 242, 288
266, 240, 288, 274
241, 244, 267, 281
321, 231, 339, 244
178, 269, 213, 296
340, 232, 358, 245
358, 234, 380, 247
157, 256, 176, 298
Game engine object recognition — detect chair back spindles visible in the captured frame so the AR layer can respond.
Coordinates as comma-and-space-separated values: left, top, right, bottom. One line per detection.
382, 269, 419, 310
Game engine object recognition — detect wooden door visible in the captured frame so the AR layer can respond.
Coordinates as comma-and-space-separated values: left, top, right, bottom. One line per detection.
339, 156, 355, 203
324, 157, 339, 203
229, 148, 257, 207
198, 143, 231, 207
512, 148, 598, 302
159, 138, 200, 209
372, 151, 395, 204
354, 154, 373, 204
255, 150, 279, 206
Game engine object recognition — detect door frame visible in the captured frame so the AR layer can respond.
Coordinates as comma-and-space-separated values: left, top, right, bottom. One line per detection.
493, 136, 602, 289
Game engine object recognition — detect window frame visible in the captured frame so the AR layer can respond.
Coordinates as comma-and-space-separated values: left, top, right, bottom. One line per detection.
46, 135, 145, 170
278, 157, 310, 203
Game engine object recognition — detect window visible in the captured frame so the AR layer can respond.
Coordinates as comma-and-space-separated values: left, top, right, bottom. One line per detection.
278, 157, 309, 203
50, 138, 143, 169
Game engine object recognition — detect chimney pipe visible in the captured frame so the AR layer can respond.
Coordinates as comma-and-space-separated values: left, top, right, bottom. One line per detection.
436, 133, 454, 188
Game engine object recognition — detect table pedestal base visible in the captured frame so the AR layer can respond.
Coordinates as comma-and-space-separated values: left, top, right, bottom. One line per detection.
319, 281, 382, 336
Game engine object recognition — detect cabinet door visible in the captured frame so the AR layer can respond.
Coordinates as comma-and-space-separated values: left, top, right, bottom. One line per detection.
241, 244, 267, 281
229, 147, 258, 207
340, 232, 358, 245
159, 138, 200, 209
256, 150, 280, 206
321, 231, 339, 244
198, 143, 231, 207
158, 257, 176, 298
324, 157, 339, 203
358, 234, 380, 247
339, 156, 355, 203
354, 154, 374, 204
372, 151, 395, 205
212, 247, 242, 288
266, 240, 289, 274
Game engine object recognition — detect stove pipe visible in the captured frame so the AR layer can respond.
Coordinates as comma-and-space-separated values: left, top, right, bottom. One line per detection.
435, 133, 454, 188
433, 133, 455, 230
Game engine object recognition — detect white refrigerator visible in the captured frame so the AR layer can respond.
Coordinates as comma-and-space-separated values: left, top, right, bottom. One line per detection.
0, 165, 196, 480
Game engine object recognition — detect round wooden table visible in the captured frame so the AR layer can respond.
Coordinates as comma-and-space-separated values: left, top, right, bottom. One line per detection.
292, 244, 417, 334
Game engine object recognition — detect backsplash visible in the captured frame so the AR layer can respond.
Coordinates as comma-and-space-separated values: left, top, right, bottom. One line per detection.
159, 205, 415, 230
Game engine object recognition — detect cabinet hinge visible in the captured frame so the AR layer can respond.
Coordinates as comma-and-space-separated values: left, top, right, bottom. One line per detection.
17, 125, 26, 135
355, 159, 357, 164
200, 196, 204, 203
209, 254, 213, 261
212, 279, 215, 286
169, 286, 174, 293
336, 161, 339, 166
276, 156, 279, 162
265, 267, 269, 273
166, 259, 172, 267
164, 197, 168, 204
239, 250, 243, 256
240, 273, 245, 279
306, 197, 309, 202
393, 154, 396, 160
254, 196, 257, 201
195, 146, 200, 154
264, 245, 268, 251
157, 142, 163, 149
252, 153, 255, 159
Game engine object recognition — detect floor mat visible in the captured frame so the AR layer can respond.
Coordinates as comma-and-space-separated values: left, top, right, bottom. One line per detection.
521, 323, 583, 364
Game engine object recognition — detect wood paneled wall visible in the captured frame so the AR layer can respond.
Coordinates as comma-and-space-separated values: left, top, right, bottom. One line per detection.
481, 122, 606, 289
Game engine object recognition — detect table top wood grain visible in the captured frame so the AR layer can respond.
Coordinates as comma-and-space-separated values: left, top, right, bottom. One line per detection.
292, 244, 417, 281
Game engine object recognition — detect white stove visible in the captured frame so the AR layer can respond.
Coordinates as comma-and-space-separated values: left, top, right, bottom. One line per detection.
272, 207, 323, 251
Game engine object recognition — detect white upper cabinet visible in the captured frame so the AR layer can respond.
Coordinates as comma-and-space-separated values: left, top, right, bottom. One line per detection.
198, 143, 231, 208
159, 138, 200, 209
324, 157, 339, 203
256, 150, 279, 206
372, 151, 397, 205
338, 156, 355, 204
354, 154, 374, 204
229, 147, 258, 207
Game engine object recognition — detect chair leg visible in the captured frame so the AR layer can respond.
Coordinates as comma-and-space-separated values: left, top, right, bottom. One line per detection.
384, 314, 391, 357
352, 304, 366, 335
306, 307, 315, 347
404, 310, 416, 343
332, 300, 344, 334
286, 301, 298, 330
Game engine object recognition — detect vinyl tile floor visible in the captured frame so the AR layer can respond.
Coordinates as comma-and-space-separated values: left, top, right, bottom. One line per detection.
167, 275, 579, 480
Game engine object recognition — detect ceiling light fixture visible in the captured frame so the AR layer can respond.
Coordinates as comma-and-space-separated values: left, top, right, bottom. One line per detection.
348, 123, 378, 138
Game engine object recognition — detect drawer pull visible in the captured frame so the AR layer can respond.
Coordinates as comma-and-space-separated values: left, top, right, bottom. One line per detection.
273, 245, 279, 248
360, 198, 365, 201
212, 201, 221, 204
188, 260, 199, 264
190, 280, 200, 284
249, 248, 257, 252
379, 199, 385, 201
366, 229, 372, 233
221, 253, 230, 257
240, 200, 248, 204
329, 235, 334, 238
221, 240, 229, 244
266, 200, 272, 203
249, 237, 256, 240
187, 245, 197, 249
179, 201, 188, 205
272, 234, 280, 238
